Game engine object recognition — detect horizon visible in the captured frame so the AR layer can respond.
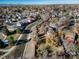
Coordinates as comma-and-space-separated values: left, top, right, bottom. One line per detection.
0, 0, 79, 5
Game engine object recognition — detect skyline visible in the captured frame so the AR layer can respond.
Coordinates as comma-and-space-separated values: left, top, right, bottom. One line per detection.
0, 0, 79, 5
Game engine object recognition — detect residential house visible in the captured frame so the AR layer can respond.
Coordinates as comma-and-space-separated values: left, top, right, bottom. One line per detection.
6, 24, 17, 32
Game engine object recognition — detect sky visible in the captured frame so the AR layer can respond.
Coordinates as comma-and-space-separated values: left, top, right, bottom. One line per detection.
0, 0, 79, 4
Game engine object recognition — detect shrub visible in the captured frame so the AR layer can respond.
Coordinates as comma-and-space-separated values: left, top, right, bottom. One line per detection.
8, 36, 14, 45
16, 29, 21, 34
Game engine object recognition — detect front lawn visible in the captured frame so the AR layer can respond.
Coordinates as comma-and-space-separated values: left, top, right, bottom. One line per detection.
5, 29, 22, 48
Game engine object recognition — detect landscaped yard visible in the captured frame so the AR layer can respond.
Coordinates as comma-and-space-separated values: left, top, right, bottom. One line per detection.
7, 33, 20, 41
4, 29, 22, 49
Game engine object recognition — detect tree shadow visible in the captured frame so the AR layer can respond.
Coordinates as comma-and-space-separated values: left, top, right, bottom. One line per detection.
23, 29, 32, 34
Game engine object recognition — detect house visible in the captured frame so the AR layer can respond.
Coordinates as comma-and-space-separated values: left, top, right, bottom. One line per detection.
49, 22, 57, 28
0, 32, 6, 40
0, 18, 4, 27
16, 22, 21, 27
5, 19, 13, 25
7, 25, 17, 32
16, 22, 23, 30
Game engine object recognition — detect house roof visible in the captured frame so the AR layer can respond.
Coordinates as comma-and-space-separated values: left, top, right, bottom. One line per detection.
0, 32, 4, 39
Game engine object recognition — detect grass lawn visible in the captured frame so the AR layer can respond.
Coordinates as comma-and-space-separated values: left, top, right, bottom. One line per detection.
5, 33, 20, 49
5, 29, 22, 49
7, 29, 22, 41
7, 34, 20, 40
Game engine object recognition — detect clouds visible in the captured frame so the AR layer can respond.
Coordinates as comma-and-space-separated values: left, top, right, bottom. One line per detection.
0, 0, 79, 4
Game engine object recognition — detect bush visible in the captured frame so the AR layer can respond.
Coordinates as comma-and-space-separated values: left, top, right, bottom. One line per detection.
8, 36, 15, 44
16, 29, 21, 34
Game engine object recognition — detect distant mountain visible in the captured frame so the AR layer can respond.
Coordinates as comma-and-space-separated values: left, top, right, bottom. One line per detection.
0, 4, 25, 6
0, 4, 16, 6
0, 4, 65, 6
